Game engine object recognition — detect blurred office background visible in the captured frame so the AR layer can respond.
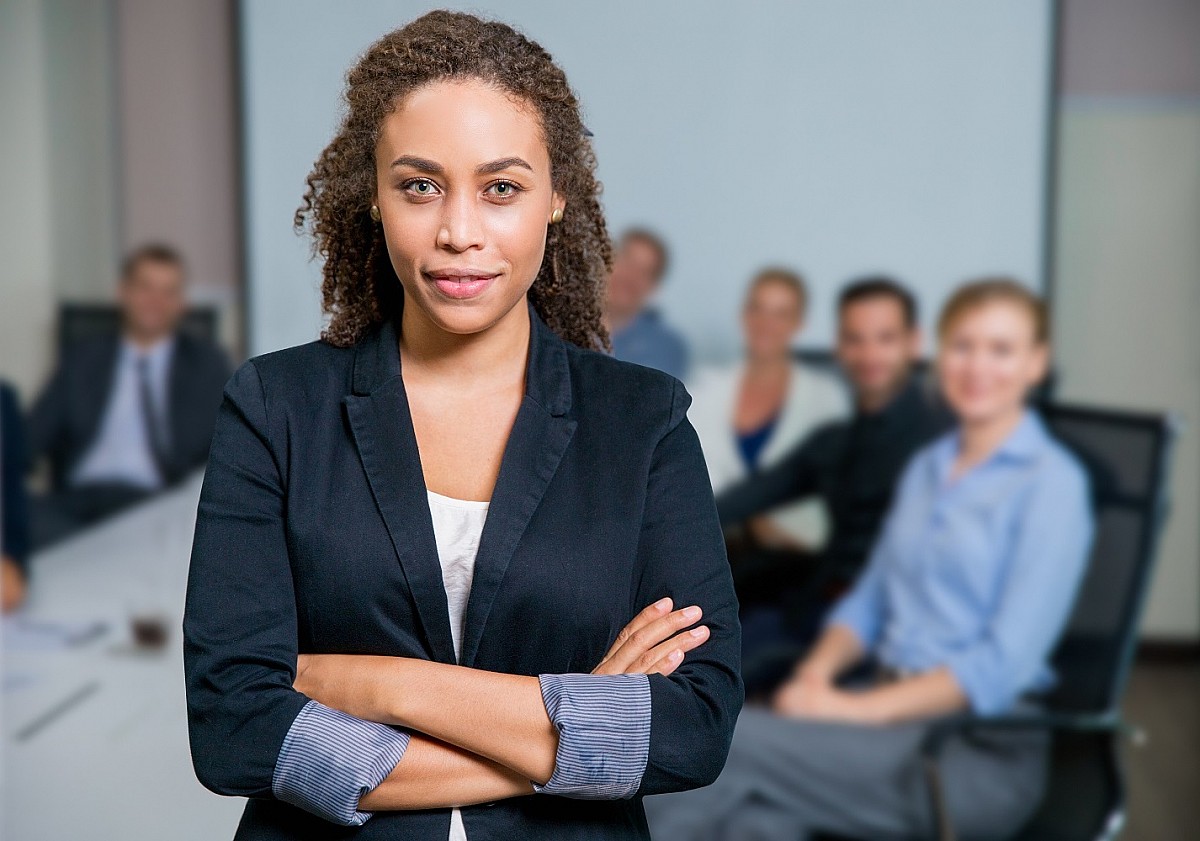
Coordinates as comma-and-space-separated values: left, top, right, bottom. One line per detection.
1, 1, 1197, 839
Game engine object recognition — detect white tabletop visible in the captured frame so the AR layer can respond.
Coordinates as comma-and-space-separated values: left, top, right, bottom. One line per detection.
1, 472, 244, 840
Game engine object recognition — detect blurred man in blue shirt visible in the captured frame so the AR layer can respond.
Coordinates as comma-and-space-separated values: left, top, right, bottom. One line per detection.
604, 228, 689, 381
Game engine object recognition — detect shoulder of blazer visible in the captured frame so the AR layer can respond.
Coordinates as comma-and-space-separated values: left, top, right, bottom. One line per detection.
785, 360, 849, 410
561, 339, 689, 440
60, 334, 119, 378
173, 331, 231, 374
237, 336, 358, 410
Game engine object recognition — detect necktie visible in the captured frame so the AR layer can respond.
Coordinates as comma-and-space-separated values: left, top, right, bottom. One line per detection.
137, 355, 173, 484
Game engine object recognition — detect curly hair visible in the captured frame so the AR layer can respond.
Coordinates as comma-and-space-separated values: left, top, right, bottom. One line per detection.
294, 10, 612, 350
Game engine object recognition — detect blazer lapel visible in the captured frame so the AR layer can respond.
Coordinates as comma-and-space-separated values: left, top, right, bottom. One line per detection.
459, 308, 576, 668
343, 318, 457, 664
164, 335, 192, 481
78, 336, 120, 454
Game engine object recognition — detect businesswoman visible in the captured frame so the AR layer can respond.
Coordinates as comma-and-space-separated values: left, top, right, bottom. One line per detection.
182, 11, 742, 841
645, 279, 1095, 840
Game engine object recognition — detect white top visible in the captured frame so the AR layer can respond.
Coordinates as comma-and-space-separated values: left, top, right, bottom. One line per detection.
687, 359, 850, 546
71, 334, 176, 490
426, 489, 490, 841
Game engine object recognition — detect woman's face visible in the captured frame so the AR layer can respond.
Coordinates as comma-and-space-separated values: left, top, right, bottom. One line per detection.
741, 279, 804, 362
374, 79, 564, 337
936, 301, 1048, 425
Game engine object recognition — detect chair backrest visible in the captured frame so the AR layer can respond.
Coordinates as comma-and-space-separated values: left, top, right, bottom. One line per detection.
1039, 404, 1176, 715
58, 303, 218, 353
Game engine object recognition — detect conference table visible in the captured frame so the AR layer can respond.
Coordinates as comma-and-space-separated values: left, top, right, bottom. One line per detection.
1, 472, 244, 840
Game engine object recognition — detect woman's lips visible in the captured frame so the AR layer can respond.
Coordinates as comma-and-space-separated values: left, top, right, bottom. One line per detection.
425, 272, 499, 300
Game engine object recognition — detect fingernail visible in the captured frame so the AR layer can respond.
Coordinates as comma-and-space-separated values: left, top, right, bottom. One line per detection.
655, 597, 672, 612
683, 606, 701, 620
669, 649, 683, 662
690, 627, 707, 638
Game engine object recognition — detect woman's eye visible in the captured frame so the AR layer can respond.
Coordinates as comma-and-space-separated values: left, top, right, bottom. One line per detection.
404, 179, 438, 197
487, 181, 521, 199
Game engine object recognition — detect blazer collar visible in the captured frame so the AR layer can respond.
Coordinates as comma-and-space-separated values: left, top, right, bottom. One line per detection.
344, 301, 576, 666
351, 301, 571, 416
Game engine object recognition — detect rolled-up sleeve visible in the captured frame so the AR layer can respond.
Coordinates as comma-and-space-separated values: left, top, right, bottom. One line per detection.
942, 458, 1094, 715
272, 700, 410, 825
532, 673, 650, 799
633, 380, 744, 796
182, 361, 400, 822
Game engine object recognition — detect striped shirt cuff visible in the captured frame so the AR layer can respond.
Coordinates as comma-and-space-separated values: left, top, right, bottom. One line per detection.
533, 673, 651, 799
271, 699, 410, 825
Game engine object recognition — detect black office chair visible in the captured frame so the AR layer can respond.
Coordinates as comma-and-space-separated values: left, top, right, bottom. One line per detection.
58, 303, 218, 353
918, 403, 1177, 841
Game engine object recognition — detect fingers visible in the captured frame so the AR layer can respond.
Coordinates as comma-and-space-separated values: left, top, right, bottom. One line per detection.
600, 604, 705, 675
639, 624, 710, 676
594, 597, 673, 671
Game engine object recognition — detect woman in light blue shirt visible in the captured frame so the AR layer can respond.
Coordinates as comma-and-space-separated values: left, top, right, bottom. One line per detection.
645, 279, 1094, 840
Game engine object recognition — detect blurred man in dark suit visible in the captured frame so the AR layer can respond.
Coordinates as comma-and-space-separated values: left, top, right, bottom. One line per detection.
28, 244, 231, 549
718, 278, 952, 679
2, 381, 31, 612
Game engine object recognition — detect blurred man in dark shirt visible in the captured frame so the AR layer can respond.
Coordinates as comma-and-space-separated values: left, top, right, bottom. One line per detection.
718, 278, 951, 669
27, 244, 231, 549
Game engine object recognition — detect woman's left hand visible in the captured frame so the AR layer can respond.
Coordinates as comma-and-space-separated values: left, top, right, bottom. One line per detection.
294, 653, 397, 722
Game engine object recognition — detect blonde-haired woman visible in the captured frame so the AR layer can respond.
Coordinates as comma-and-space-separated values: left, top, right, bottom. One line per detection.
689, 268, 848, 552
646, 278, 1094, 840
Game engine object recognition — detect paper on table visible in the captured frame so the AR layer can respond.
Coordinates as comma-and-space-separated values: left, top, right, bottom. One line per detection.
1, 615, 110, 651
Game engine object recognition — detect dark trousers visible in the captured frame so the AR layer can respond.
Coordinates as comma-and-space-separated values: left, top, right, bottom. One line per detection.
726, 539, 855, 697
30, 482, 156, 551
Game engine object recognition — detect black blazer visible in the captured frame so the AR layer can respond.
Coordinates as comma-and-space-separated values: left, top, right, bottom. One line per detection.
28, 331, 232, 489
183, 307, 743, 840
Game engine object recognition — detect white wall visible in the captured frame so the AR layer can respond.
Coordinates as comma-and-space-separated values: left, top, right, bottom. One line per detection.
240, 0, 1054, 360
0, 0, 59, 399
1054, 0, 1200, 640
115, 0, 242, 354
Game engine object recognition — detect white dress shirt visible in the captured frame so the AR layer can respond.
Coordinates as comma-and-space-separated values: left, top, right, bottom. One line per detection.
427, 489, 490, 841
71, 334, 175, 490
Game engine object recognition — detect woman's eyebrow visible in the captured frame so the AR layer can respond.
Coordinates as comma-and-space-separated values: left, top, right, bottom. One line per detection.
475, 156, 534, 175
391, 155, 443, 173
390, 155, 534, 175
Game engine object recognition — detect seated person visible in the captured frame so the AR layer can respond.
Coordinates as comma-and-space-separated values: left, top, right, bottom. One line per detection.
604, 227, 689, 380
27, 244, 231, 549
2, 380, 31, 612
716, 278, 952, 669
689, 268, 848, 555
644, 278, 1095, 841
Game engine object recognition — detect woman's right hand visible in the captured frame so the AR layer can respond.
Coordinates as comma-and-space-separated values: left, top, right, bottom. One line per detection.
592, 597, 709, 677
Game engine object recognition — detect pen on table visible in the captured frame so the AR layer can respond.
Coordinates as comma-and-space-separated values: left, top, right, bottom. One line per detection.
14, 680, 102, 743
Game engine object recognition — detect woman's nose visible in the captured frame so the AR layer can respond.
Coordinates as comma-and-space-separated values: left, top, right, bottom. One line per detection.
437, 193, 486, 252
